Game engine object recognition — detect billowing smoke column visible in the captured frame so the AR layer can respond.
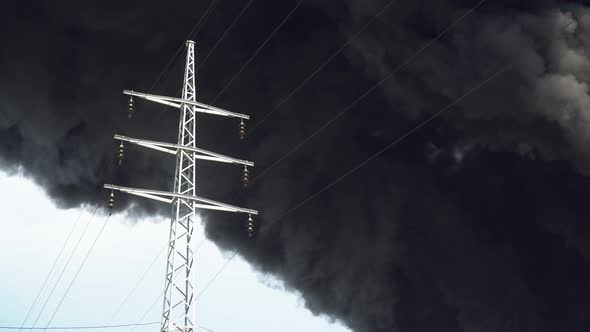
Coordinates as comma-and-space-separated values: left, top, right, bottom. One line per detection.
2, 0, 590, 331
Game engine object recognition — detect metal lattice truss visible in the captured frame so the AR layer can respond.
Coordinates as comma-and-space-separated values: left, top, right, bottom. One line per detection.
104, 40, 257, 332
113, 134, 254, 166
103, 184, 258, 215
123, 90, 250, 120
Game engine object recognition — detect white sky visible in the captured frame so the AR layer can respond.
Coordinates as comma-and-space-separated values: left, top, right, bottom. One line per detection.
0, 170, 351, 332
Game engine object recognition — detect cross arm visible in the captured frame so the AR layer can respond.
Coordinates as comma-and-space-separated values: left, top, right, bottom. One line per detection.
123, 90, 250, 120
114, 134, 254, 167
104, 184, 258, 215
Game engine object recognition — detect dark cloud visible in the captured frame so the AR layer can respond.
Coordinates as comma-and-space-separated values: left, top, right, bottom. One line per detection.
2, 0, 590, 331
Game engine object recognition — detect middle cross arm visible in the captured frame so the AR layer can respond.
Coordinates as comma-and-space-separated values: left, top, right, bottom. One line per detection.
114, 134, 254, 167
124, 90, 250, 120
104, 184, 258, 215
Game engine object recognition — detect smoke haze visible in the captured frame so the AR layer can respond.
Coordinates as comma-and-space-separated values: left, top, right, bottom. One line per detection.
2, 1, 590, 331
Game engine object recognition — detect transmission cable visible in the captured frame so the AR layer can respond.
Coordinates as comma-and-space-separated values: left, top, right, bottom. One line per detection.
194, 4, 590, 301
43, 213, 113, 330
196, 0, 256, 73
0, 324, 217, 331
29, 206, 99, 330
250, 0, 488, 183
102, 0, 254, 325
210, 0, 305, 104
101, 234, 208, 331
99, 246, 166, 332
247, 0, 399, 136
190, 0, 486, 301
152, 0, 255, 120
193, 250, 237, 301
129, 291, 163, 332
0, 323, 159, 330
19, 206, 87, 330
146, 0, 221, 94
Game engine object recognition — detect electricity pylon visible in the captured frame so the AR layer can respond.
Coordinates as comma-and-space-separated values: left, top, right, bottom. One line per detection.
104, 40, 258, 332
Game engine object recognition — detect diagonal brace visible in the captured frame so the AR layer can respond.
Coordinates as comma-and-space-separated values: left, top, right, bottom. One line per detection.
123, 90, 250, 120
114, 134, 254, 167
104, 184, 258, 215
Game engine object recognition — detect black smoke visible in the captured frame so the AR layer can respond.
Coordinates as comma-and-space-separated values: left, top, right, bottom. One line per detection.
2, 0, 590, 331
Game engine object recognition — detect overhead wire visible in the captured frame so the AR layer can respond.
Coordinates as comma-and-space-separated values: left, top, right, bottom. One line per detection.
43, 214, 113, 330
101, 234, 209, 330
0, 322, 214, 332
250, 0, 489, 183
99, 246, 166, 332
152, 0, 254, 120
103, 1, 231, 322
0, 324, 215, 331
267, 66, 510, 225
129, 292, 163, 332
0, 323, 160, 330
195, 0, 257, 73
146, 0, 221, 94
194, 250, 237, 301
105, 0, 489, 314
256, 5, 590, 228
198, 4, 590, 302
94, 0, 486, 324
29, 206, 99, 330
100, 1, 259, 328
11, 3, 590, 332
122, 235, 213, 332
109, 2, 590, 319
15, 1, 263, 330
18, 206, 87, 330
246, 0, 399, 136
209, 0, 305, 104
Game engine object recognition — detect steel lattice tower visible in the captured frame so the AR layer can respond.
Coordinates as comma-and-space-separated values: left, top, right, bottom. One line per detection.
164, 39, 198, 332
105, 40, 258, 332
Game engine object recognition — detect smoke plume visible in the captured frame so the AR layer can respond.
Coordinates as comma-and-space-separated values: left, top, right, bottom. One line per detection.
2, 0, 590, 331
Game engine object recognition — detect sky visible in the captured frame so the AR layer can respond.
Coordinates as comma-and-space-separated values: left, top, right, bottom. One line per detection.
3, 1, 590, 331
0, 170, 350, 332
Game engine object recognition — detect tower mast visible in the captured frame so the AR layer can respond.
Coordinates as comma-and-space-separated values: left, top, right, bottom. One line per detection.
105, 40, 258, 332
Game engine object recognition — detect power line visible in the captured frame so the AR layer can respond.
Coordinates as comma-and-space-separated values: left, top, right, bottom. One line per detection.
190, 0, 483, 300
100, 246, 166, 332
153, 0, 252, 120
246, 0, 398, 136
268, 66, 510, 225
102, 234, 208, 331
259, 5, 590, 229
43, 214, 112, 329
196, 0, 257, 73
194, 250, 237, 301
0, 323, 159, 330
105, 3, 260, 330
210, 0, 305, 104
251, 0, 488, 183
19, 206, 87, 330
130, 292, 163, 332
146, 0, 221, 94
192, 0, 590, 301
12, 4, 588, 332
119, 236, 210, 332
28, 5, 588, 330
0, 324, 215, 331
185, 62, 500, 308
29, 206, 99, 330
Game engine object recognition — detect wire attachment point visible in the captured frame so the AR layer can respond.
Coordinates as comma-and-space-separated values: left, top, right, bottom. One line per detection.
242, 165, 249, 188
239, 119, 246, 140
247, 214, 254, 238
117, 142, 125, 166
128, 96, 134, 119
108, 190, 115, 214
